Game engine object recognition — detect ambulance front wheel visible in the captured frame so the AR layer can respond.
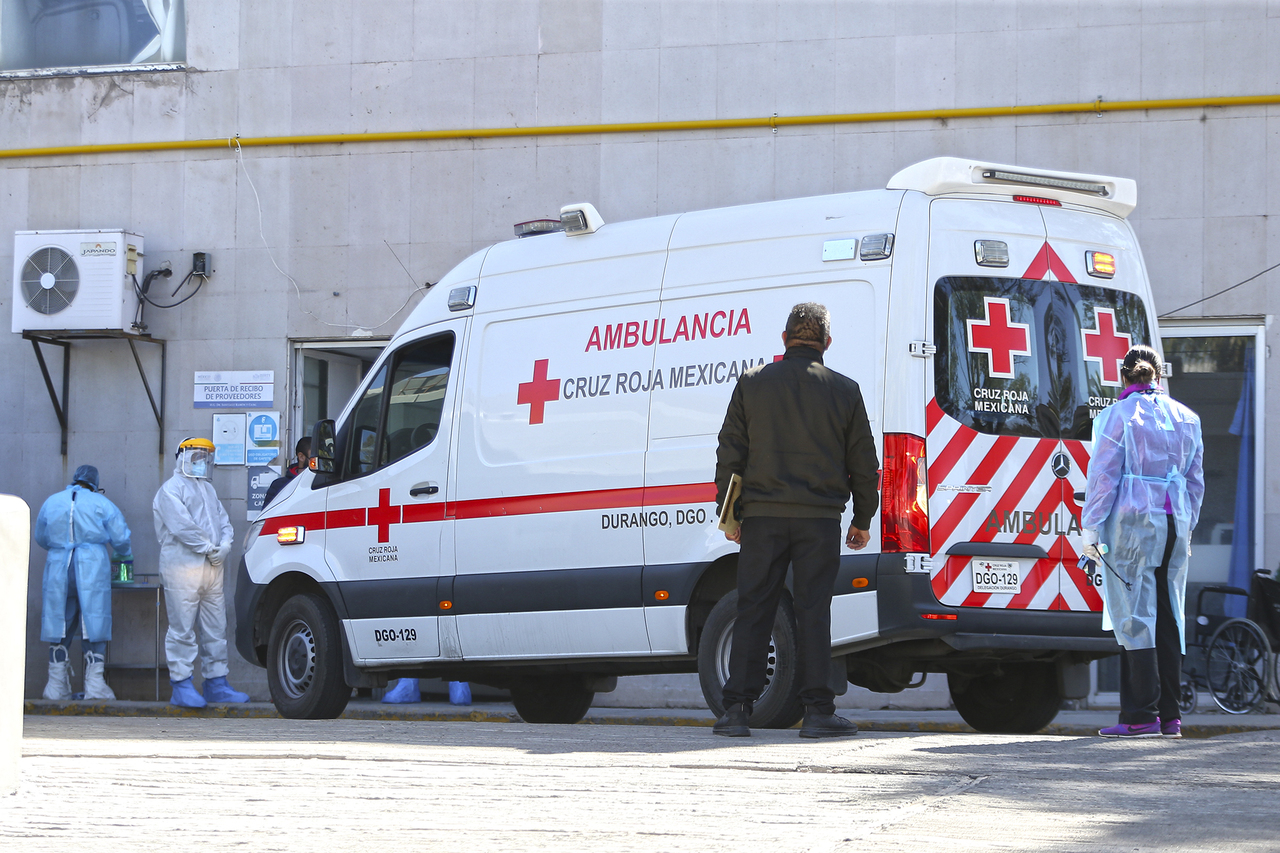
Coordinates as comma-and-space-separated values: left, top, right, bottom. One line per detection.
948, 662, 1062, 734
266, 592, 352, 720
697, 591, 805, 730
510, 676, 595, 723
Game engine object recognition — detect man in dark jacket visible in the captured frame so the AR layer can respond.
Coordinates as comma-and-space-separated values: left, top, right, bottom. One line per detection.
713, 302, 879, 738
262, 436, 312, 508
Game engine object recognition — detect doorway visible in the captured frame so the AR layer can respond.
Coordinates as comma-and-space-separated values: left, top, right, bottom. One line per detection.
289, 338, 389, 462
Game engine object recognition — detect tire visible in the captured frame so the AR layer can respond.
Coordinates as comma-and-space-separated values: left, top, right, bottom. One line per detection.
1206, 618, 1268, 714
1178, 679, 1198, 716
266, 592, 351, 720
949, 662, 1063, 734
510, 676, 595, 724
697, 590, 804, 730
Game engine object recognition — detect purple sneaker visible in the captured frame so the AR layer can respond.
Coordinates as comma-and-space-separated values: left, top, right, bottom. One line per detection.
1161, 719, 1182, 738
1099, 720, 1162, 738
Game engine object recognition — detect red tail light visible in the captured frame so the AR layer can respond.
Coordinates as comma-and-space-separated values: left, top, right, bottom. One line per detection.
882, 433, 930, 553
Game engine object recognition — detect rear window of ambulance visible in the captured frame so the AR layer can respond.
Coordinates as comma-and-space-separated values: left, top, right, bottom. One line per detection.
934, 277, 1152, 440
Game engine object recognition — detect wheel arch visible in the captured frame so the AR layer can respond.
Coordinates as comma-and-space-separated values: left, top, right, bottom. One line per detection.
686, 553, 738, 655
247, 571, 343, 667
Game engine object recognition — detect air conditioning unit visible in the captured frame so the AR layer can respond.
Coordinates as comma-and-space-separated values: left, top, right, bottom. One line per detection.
11, 229, 143, 334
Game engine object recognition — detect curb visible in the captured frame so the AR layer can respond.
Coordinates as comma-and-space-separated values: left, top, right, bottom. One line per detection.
23, 700, 1280, 739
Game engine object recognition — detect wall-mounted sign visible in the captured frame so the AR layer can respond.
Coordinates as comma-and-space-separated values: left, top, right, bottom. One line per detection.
246, 412, 281, 466
212, 414, 247, 465
247, 465, 281, 520
194, 370, 274, 409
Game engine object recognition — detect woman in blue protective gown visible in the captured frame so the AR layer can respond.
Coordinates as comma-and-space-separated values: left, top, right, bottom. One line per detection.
1080, 345, 1205, 738
35, 465, 132, 701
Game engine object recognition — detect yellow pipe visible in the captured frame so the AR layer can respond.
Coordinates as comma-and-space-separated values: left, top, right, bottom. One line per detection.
2, 93, 1279, 161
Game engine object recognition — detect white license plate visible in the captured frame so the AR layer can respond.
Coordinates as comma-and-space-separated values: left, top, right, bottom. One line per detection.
971, 560, 1022, 594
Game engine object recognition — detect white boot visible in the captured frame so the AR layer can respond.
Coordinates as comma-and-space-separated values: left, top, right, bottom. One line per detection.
83, 651, 116, 701
42, 646, 73, 701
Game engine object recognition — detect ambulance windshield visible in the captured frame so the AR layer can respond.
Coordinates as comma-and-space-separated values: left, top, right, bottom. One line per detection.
933, 277, 1152, 440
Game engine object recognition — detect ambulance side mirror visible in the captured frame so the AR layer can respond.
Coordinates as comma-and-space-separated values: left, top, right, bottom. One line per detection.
310, 419, 337, 475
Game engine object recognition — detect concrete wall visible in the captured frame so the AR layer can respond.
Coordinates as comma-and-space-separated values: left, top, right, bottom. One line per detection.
3, 0, 1278, 705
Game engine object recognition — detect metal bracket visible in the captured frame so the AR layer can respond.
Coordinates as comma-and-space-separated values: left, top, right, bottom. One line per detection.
23, 330, 166, 457
909, 341, 937, 358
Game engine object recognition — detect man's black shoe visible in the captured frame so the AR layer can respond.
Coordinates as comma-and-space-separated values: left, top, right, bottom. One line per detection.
799, 708, 858, 738
713, 703, 751, 737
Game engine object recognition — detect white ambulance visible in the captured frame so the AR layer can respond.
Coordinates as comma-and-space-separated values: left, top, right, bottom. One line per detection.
236, 157, 1152, 732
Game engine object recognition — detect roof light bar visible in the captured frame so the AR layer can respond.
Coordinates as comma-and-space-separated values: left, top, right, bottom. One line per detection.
982, 169, 1109, 196
514, 219, 564, 238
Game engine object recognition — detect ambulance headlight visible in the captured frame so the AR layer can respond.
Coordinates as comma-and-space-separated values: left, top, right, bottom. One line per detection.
243, 518, 266, 551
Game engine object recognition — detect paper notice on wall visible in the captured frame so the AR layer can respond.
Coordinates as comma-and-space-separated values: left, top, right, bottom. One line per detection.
212, 414, 247, 465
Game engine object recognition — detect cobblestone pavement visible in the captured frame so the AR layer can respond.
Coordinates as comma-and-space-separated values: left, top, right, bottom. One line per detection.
3, 716, 1277, 852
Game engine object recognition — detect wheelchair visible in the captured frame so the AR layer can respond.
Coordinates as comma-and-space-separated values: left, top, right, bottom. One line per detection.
1180, 570, 1280, 714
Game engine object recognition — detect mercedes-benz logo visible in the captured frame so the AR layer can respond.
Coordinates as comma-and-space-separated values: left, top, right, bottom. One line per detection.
1051, 452, 1071, 479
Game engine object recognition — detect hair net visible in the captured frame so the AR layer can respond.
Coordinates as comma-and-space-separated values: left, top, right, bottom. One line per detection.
72, 465, 99, 490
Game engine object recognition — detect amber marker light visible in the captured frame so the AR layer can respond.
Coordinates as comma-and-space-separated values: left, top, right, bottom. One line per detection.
851, 578, 869, 588
276, 526, 305, 545
1086, 251, 1116, 278
654, 590, 670, 601
439, 600, 453, 610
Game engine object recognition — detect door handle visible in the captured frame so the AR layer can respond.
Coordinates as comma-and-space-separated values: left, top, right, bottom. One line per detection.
410, 484, 439, 497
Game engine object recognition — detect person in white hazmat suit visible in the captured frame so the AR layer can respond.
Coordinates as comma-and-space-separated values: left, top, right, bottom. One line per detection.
1080, 345, 1204, 739
35, 464, 132, 701
153, 437, 250, 707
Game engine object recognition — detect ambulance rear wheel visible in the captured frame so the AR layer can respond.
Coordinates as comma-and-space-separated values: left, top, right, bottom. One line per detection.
949, 662, 1062, 734
266, 592, 351, 720
698, 591, 804, 730
510, 676, 595, 724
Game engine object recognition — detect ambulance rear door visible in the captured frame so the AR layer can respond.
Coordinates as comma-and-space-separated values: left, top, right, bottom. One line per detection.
926, 198, 1155, 614
1040, 204, 1158, 611
926, 198, 1073, 613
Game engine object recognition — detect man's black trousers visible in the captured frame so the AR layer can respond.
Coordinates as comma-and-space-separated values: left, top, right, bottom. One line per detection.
722, 516, 841, 715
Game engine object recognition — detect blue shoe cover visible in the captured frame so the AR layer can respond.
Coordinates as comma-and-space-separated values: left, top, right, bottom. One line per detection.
382, 678, 421, 704
203, 676, 250, 703
448, 681, 472, 706
171, 677, 208, 708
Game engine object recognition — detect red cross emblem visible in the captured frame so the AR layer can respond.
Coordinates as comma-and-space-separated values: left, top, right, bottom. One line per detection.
1082, 307, 1131, 387
368, 488, 401, 543
518, 359, 561, 425
966, 297, 1031, 379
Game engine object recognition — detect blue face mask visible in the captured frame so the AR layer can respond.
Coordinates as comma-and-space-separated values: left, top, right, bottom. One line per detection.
191, 460, 207, 478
